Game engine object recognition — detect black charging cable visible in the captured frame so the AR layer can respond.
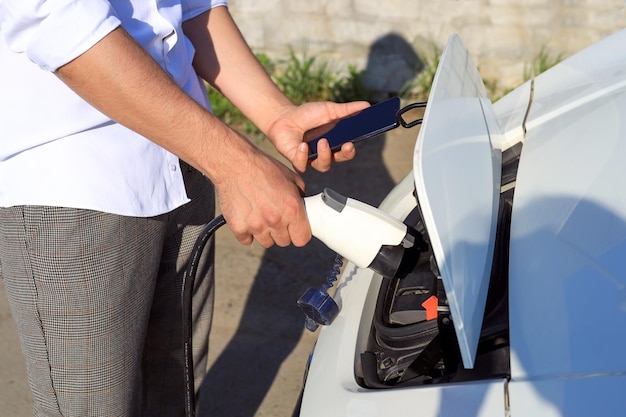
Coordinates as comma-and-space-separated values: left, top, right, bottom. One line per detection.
182, 214, 227, 417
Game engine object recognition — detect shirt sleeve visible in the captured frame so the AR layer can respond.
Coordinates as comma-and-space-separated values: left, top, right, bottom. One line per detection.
0, 0, 121, 71
181, 0, 228, 21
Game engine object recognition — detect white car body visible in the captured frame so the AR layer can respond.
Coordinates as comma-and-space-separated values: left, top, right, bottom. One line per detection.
298, 29, 626, 417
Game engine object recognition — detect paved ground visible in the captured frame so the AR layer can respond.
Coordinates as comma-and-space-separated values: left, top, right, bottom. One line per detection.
0, 124, 420, 417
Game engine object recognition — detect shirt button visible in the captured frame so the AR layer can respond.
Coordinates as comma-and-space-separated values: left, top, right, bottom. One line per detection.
169, 164, 177, 172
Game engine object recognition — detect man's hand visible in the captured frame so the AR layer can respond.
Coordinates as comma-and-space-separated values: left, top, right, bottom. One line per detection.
215, 100, 371, 248
266, 101, 371, 173
182, 8, 372, 246
210, 129, 311, 248
54, 26, 309, 248
183, 8, 370, 173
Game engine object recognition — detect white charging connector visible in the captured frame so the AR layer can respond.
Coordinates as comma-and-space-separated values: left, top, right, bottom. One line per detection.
304, 188, 411, 272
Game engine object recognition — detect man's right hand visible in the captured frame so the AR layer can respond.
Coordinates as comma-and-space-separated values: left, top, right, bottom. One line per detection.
209, 129, 311, 248
55, 27, 311, 249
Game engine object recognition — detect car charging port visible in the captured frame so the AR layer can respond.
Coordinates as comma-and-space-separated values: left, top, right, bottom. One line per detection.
359, 186, 513, 388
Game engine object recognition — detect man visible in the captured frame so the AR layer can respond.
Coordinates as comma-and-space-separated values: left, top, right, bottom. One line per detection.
0, 1, 368, 415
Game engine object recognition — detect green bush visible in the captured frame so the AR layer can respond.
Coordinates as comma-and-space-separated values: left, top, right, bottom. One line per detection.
403, 39, 503, 101
274, 50, 370, 104
332, 65, 371, 103
410, 40, 442, 101
207, 87, 257, 135
206, 50, 372, 138
207, 42, 565, 138
274, 49, 336, 104
524, 45, 564, 81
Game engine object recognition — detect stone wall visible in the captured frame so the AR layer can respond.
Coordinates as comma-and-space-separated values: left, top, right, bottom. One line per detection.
228, 0, 625, 95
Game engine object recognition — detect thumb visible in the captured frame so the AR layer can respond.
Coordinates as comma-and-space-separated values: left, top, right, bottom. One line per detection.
292, 142, 310, 173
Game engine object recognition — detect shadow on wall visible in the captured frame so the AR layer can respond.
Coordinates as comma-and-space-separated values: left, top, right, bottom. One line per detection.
199, 32, 423, 417
361, 33, 424, 102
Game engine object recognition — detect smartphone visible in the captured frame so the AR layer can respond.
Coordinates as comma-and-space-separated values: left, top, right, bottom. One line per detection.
305, 96, 401, 161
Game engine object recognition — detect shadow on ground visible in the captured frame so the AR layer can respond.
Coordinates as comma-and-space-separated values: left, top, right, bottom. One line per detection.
200, 135, 397, 417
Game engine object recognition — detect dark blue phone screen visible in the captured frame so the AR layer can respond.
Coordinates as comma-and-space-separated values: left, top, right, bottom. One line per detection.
306, 96, 401, 160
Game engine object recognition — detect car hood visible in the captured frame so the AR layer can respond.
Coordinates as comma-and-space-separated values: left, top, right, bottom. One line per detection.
413, 34, 502, 368
508, 29, 626, 380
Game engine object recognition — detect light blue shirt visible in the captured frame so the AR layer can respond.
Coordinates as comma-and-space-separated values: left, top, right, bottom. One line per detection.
0, 0, 227, 216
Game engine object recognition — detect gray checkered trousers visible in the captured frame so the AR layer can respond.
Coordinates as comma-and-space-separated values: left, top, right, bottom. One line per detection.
0, 163, 216, 417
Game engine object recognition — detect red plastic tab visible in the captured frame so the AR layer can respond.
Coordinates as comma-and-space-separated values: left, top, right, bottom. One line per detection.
421, 295, 439, 321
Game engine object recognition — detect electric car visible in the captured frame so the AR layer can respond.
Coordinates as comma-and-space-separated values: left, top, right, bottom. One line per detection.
297, 29, 626, 417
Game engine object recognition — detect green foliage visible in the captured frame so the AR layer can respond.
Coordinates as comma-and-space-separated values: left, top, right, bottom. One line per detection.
273, 49, 336, 104
206, 50, 372, 138
482, 77, 503, 101
207, 87, 257, 135
255, 52, 275, 74
206, 52, 275, 137
402, 39, 503, 101
410, 40, 442, 101
206, 42, 566, 138
274, 50, 370, 103
523, 45, 564, 81
332, 65, 371, 103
